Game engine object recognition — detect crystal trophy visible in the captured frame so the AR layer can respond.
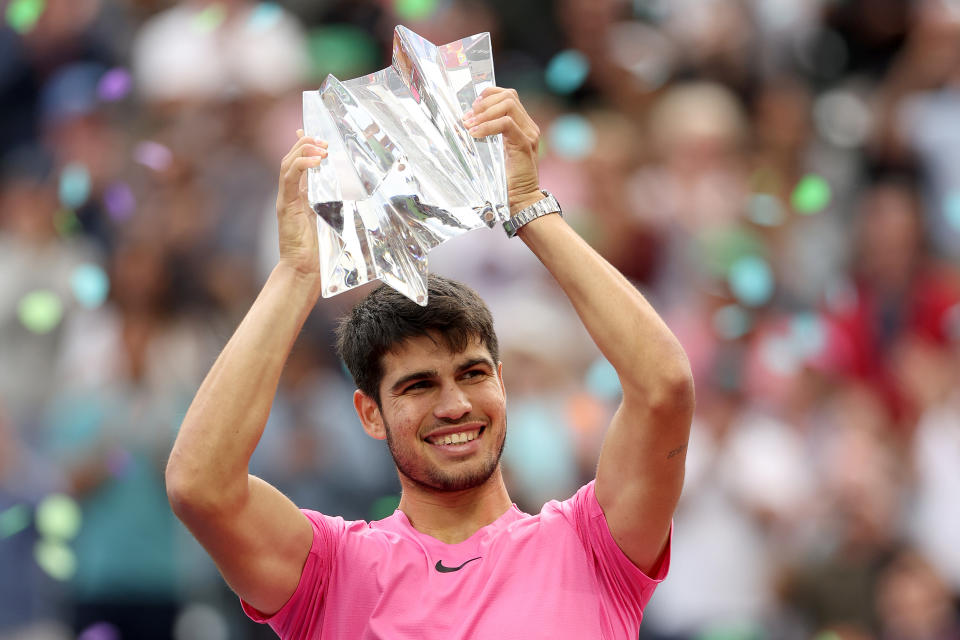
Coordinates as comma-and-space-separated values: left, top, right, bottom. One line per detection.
302, 26, 509, 305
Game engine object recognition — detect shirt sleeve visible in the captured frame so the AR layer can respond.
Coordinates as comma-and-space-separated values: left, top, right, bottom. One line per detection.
557, 480, 671, 636
240, 509, 345, 639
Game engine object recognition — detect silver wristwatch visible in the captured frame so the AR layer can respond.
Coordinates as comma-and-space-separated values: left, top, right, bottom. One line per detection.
502, 191, 562, 238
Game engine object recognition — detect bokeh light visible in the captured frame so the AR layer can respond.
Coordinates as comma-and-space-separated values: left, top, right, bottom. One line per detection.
59, 163, 92, 209
728, 255, 774, 307
585, 357, 622, 400
545, 50, 590, 95
103, 181, 136, 221
193, 3, 227, 33
789, 312, 826, 359
547, 114, 596, 160
307, 26, 380, 80
791, 174, 831, 214
247, 2, 283, 31
53, 208, 82, 237
36, 493, 82, 541
813, 89, 872, 148
134, 141, 174, 172
0, 505, 31, 539
746, 193, 785, 227
368, 494, 401, 520
712, 304, 752, 340
394, 0, 440, 21
5, 0, 45, 34
34, 539, 77, 581
96, 68, 133, 102
17, 290, 64, 334
173, 603, 229, 640
943, 190, 960, 233
71, 264, 110, 309
78, 622, 121, 640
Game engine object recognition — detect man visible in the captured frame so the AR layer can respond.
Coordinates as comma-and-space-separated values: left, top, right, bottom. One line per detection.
166, 87, 694, 638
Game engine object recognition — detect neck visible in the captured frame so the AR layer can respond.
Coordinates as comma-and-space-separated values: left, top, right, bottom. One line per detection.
396, 467, 512, 544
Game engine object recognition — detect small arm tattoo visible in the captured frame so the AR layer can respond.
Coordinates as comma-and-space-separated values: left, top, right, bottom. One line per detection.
667, 445, 687, 459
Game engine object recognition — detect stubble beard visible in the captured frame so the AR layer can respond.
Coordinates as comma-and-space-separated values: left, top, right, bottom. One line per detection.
383, 418, 506, 492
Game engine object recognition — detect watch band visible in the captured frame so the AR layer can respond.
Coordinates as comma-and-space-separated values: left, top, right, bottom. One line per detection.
502, 191, 563, 238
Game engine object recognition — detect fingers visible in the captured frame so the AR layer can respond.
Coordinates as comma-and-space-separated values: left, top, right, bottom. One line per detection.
465, 115, 532, 150
279, 130, 329, 200
461, 87, 539, 146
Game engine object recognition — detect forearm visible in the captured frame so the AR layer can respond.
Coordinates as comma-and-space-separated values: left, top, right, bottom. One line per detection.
517, 213, 692, 403
166, 263, 322, 510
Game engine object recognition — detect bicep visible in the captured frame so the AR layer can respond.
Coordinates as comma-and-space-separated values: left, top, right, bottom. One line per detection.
176, 475, 314, 616
594, 390, 692, 575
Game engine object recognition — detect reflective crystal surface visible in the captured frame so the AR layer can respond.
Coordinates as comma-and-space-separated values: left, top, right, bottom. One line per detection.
302, 26, 508, 305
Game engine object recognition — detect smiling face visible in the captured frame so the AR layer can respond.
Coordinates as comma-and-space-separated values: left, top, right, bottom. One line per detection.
355, 332, 507, 493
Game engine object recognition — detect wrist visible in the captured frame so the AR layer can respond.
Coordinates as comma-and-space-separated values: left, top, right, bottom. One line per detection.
273, 262, 323, 298
509, 190, 546, 216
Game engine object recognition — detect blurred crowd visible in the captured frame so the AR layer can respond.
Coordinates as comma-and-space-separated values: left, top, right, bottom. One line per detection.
2, 0, 960, 638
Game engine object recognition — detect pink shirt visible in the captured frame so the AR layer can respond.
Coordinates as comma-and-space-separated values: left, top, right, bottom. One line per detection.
242, 481, 669, 639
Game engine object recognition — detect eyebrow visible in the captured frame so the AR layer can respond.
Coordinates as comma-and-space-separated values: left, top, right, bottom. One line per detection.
388, 356, 496, 394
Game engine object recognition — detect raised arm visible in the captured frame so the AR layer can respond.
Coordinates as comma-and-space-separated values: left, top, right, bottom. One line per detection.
165, 132, 328, 614
465, 89, 694, 575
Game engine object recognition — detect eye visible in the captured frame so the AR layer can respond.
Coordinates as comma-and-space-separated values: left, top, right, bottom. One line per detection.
461, 369, 486, 381
404, 380, 433, 392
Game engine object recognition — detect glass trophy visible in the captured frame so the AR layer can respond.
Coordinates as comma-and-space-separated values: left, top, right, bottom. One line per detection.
302, 26, 509, 305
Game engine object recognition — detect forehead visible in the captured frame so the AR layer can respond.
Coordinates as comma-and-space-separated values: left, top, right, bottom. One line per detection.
380, 333, 491, 378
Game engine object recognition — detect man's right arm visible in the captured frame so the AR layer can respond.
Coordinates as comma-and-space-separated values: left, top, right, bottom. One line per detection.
165, 132, 329, 616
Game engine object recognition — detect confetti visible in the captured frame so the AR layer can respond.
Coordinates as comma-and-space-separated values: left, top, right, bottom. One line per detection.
791, 174, 831, 214
545, 50, 589, 95
548, 114, 596, 160
71, 264, 110, 309
36, 493, 82, 541
18, 290, 64, 334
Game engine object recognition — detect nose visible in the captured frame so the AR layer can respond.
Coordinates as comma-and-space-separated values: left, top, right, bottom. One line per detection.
433, 381, 471, 421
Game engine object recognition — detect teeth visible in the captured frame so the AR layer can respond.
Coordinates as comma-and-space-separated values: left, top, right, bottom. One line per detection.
431, 429, 480, 446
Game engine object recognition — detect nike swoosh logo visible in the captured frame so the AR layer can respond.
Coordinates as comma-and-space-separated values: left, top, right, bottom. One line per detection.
434, 557, 482, 573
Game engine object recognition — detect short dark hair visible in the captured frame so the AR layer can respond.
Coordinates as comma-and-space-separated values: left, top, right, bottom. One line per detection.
335, 275, 500, 403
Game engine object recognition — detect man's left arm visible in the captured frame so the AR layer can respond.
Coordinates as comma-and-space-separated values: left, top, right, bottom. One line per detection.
467, 88, 694, 576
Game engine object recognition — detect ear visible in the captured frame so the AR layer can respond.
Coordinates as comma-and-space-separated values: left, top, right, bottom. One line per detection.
497, 361, 506, 399
354, 389, 386, 440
